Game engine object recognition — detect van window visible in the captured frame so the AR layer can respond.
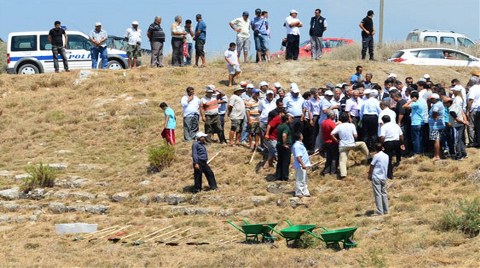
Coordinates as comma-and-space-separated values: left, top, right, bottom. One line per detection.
406, 33, 419, 42
424, 36, 437, 44
68, 34, 91, 50
440, 37, 455, 46
11, 35, 37, 51
458, 37, 474, 47
40, 35, 52, 50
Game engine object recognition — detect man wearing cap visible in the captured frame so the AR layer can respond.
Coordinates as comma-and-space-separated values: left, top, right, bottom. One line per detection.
258, 81, 269, 99
200, 85, 227, 144
259, 89, 277, 147
125, 21, 142, 68
181, 87, 201, 141
89, 22, 108, 69
360, 89, 381, 150
246, 89, 262, 149
359, 10, 375, 61
429, 93, 445, 160
48, 20, 69, 73
224, 42, 241, 87
229, 11, 251, 63
147, 16, 166, 68
192, 132, 217, 193
251, 8, 270, 62
228, 87, 246, 146
194, 14, 207, 67
285, 9, 303, 60
309, 9, 327, 60
283, 83, 304, 132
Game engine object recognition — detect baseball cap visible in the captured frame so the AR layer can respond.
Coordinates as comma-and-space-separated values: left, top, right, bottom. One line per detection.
324, 90, 334, 96
266, 89, 274, 95
424, 74, 431, 79
240, 81, 248, 87
430, 93, 440, 99
451, 85, 464, 92
252, 88, 260, 94
389, 87, 397, 92
290, 9, 298, 14
95, 22, 102, 26
367, 10, 374, 16
132, 21, 139, 25
255, 8, 262, 14
364, 89, 372, 95
326, 83, 335, 90
335, 84, 343, 89
259, 81, 269, 87
196, 132, 208, 139
246, 83, 254, 89
371, 89, 379, 97
242, 11, 249, 16
234, 87, 245, 92
290, 83, 300, 93
388, 73, 397, 78
274, 82, 282, 88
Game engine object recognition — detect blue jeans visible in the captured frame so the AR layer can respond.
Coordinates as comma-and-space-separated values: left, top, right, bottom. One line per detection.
91, 46, 108, 69
254, 34, 269, 52
185, 43, 193, 65
411, 125, 423, 154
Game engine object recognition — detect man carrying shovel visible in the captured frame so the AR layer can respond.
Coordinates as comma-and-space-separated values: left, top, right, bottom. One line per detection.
192, 131, 218, 193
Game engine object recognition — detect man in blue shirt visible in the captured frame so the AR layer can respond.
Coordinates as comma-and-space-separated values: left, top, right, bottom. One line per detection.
89, 22, 108, 69
403, 91, 427, 155
194, 14, 207, 67
428, 93, 445, 160
350, 65, 363, 85
251, 8, 270, 62
192, 132, 217, 193
160, 102, 176, 145
368, 143, 389, 215
360, 89, 381, 150
283, 83, 304, 132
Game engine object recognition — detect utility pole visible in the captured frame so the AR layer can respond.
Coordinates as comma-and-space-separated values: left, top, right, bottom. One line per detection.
379, 0, 384, 46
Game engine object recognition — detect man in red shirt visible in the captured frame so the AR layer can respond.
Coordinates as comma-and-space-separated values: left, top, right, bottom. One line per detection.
264, 108, 286, 169
321, 111, 339, 175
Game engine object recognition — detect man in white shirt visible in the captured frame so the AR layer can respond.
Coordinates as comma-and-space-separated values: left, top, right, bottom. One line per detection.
331, 113, 370, 179
229, 11, 251, 63
228, 87, 246, 146
224, 42, 241, 87
181, 87, 201, 141
125, 21, 142, 68
284, 9, 303, 60
379, 115, 404, 179
466, 76, 480, 147
367, 143, 389, 215
378, 100, 396, 136
89, 22, 108, 69
345, 89, 363, 133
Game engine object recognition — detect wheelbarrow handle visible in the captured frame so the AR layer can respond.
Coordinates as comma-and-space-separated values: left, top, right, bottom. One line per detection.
266, 225, 284, 238
320, 226, 329, 232
305, 230, 324, 241
226, 220, 245, 234
285, 219, 294, 226
241, 219, 250, 225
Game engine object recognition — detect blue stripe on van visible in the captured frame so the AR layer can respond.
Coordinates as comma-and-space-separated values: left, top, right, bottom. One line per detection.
10, 54, 128, 62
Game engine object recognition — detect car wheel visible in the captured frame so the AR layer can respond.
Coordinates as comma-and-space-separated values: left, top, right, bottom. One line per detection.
107, 60, 124, 70
18, 64, 39, 75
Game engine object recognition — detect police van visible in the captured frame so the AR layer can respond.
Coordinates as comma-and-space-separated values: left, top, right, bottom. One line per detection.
406, 29, 476, 48
7, 30, 129, 74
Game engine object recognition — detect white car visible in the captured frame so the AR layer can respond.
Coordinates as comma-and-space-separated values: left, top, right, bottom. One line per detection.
388, 48, 480, 67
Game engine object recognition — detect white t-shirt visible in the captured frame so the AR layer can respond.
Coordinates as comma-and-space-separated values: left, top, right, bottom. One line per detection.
125, 27, 142, 45
380, 122, 403, 142
331, 123, 357, 147
285, 16, 301, 35
230, 17, 251, 38
468, 84, 480, 112
224, 49, 239, 66
371, 151, 389, 181
229, 94, 246, 120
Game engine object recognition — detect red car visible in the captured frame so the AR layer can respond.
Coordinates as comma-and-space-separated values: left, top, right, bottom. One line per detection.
271, 37, 354, 59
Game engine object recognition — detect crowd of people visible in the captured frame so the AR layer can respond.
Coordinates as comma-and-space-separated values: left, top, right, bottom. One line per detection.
159, 68, 480, 211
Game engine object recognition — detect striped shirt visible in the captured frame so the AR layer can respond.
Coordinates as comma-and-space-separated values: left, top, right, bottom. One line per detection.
201, 96, 219, 115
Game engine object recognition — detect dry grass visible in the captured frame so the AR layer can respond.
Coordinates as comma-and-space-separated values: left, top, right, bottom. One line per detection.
0, 59, 479, 267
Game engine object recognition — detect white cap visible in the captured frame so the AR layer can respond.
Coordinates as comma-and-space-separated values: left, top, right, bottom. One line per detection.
259, 81, 269, 87
371, 89, 379, 97
205, 85, 215, 92
290, 9, 298, 14
389, 86, 397, 91
364, 89, 372, 95
274, 82, 282, 88
195, 131, 208, 138
452, 85, 464, 92
132, 20, 139, 25
290, 83, 300, 93
430, 93, 440, 99
95, 22, 102, 26
424, 74, 430, 79
246, 83, 254, 89
266, 89, 274, 95
324, 90, 334, 96
388, 73, 397, 78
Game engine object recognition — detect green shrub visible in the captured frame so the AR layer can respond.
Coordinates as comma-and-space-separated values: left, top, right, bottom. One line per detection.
22, 163, 57, 192
148, 144, 175, 172
437, 198, 480, 237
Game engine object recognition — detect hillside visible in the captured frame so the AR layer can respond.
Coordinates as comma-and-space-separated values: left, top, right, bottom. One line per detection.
0, 59, 479, 267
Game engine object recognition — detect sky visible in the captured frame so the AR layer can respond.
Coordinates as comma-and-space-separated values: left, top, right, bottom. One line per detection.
1, 0, 479, 56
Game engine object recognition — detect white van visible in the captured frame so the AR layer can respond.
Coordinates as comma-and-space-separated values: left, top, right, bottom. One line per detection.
6, 30, 129, 74
406, 29, 475, 48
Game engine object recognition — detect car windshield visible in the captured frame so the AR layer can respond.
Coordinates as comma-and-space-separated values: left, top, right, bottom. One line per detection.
458, 37, 475, 47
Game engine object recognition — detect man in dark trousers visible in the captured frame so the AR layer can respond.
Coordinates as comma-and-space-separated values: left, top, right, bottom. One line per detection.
48, 21, 69, 73
192, 132, 217, 193
309, 9, 327, 60
147, 16, 166, 67
359, 10, 375, 61
276, 113, 293, 181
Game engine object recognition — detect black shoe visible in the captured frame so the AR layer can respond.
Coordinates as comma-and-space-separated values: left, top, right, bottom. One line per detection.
192, 189, 201, 193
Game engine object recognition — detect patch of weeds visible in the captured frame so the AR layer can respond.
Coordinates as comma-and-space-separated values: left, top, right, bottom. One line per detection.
399, 194, 415, 202
21, 163, 57, 192
436, 198, 480, 237
147, 144, 175, 173
123, 116, 149, 133
357, 248, 387, 268
46, 111, 67, 123
24, 243, 40, 249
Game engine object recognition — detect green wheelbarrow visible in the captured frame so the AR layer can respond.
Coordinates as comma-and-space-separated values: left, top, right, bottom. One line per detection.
319, 226, 358, 249
267, 219, 318, 247
226, 219, 277, 243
